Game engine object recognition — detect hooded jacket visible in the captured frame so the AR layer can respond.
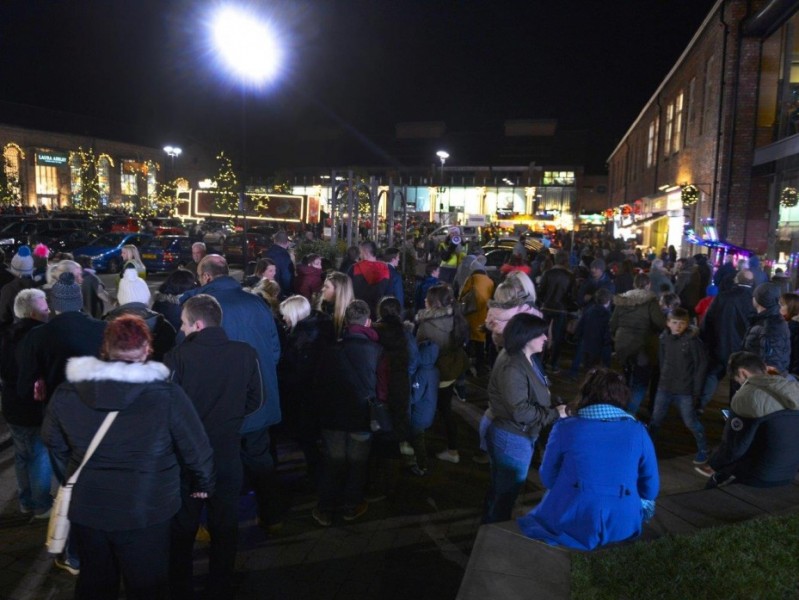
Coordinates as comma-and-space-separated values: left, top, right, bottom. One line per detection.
731, 374, 799, 418
658, 327, 707, 397
104, 302, 177, 361
42, 357, 215, 531
700, 284, 756, 364
609, 288, 665, 365
416, 305, 467, 381
348, 260, 390, 317
293, 264, 323, 301
743, 307, 790, 374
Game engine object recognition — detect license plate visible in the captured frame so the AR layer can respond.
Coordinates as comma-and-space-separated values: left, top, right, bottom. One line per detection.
142, 253, 156, 260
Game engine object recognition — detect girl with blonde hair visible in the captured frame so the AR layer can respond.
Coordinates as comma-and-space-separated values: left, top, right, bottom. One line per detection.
315, 271, 353, 337
280, 295, 312, 331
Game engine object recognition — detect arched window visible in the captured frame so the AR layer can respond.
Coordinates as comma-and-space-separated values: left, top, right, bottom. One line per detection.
97, 154, 113, 206
2, 143, 24, 203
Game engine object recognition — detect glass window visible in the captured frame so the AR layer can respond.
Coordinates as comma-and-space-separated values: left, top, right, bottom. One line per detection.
757, 12, 799, 144
673, 91, 684, 153
664, 102, 674, 156
701, 55, 715, 136
3, 145, 23, 200
647, 118, 659, 168
121, 160, 138, 196
36, 165, 58, 195
542, 171, 575, 185
70, 155, 81, 199
146, 161, 157, 199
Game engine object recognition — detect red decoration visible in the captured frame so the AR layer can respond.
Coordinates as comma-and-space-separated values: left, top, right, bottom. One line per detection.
621, 204, 632, 216
604, 208, 614, 219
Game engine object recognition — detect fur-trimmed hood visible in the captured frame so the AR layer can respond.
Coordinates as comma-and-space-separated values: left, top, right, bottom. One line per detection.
613, 288, 657, 307
64, 356, 170, 411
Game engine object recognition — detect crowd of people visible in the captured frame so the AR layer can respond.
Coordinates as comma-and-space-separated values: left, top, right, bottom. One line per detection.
2, 227, 799, 597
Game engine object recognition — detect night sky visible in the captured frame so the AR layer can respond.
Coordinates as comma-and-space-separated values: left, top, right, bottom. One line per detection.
0, 0, 717, 173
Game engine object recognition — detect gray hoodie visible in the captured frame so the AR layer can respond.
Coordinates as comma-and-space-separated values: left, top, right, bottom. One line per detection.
731, 374, 799, 418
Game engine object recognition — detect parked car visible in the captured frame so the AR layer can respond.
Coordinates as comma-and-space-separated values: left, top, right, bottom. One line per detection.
202, 220, 234, 252
73, 232, 153, 273
140, 235, 194, 273
147, 217, 188, 236
223, 233, 271, 265
100, 215, 140, 233
29, 228, 101, 255
482, 236, 544, 254
0, 218, 99, 255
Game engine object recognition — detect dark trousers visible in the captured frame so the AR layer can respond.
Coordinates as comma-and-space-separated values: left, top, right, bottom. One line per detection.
437, 383, 458, 450
317, 429, 372, 511
241, 427, 282, 525
170, 456, 242, 600
72, 519, 170, 600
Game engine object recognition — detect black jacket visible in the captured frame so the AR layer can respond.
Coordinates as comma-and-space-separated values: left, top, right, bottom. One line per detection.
710, 409, 799, 487
42, 357, 215, 531
17, 311, 107, 403
0, 318, 45, 426
317, 326, 384, 432
700, 285, 756, 364
538, 266, 575, 313
104, 303, 177, 361
658, 329, 707, 397
165, 327, 262, 458
743, 307, 791, 374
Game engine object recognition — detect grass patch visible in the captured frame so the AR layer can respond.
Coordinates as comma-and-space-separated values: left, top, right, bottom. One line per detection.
571, 514, 799, 599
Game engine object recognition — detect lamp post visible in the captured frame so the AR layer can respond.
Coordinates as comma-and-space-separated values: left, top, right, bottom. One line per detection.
210, 5, 282, 268
436, 150, 449, 225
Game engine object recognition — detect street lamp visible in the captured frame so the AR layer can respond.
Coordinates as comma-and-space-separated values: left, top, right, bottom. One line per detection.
436, 150, 449, 224
163, 145, 182, 166
210, 5, 283, 267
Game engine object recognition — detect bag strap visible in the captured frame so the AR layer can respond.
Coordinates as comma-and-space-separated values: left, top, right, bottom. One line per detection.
65, 411, 119, 487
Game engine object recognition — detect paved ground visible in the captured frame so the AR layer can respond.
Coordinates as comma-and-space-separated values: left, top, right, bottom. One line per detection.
0, 348, 732, 600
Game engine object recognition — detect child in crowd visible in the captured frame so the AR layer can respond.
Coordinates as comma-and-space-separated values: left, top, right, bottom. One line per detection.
694, 284, 718, 324
414, 262, 441, 312
648, 308, 709, 464
568, 287, 612, 377
659, 292, 681, 316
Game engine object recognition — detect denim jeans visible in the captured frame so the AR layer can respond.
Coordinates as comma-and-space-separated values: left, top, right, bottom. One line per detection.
482, 422, 536, 524
626, 361, 652, 416
317, 429, 372, 511
649, 390, 708, 455
9, 424, 53, 513
241, 427, 282, 525
699, 360, 727, 409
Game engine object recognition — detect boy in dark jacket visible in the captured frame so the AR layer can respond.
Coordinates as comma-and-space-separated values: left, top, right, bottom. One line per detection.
313, 300, 388, 526
649, 308, 709, 464
569, 287, 612, 378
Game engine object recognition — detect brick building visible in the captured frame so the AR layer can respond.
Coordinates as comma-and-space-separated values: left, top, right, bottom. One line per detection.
608, 0, 799, 265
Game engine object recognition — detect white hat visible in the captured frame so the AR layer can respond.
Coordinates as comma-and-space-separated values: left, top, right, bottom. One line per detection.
117, 268, 151, 306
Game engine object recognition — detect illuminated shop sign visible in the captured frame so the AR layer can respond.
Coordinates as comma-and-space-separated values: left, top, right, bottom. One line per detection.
36, 151, 68, 165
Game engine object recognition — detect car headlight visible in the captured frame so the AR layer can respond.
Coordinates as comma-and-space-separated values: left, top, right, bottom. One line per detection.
0, 238, 15, 245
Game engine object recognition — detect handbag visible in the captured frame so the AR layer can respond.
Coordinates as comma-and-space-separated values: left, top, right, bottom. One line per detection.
46, 411, 119, 554
460, 288, 478, 315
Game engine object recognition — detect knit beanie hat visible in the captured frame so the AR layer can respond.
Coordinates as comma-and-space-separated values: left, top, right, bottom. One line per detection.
754, 282, 780, 310
51, 271, 83, 313
9, 245, 34, 277
117, 267, 151, 306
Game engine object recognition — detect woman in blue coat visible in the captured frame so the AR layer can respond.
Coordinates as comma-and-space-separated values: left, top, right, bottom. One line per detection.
518, 368, 659, 550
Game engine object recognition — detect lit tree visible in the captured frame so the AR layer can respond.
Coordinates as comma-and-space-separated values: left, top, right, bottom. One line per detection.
70, 147, 101, 211
153, 180, 178, 216
0, 157, 21, 207
211, 152, 240, 219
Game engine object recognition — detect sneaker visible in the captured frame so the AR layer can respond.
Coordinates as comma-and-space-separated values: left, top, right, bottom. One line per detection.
692, 451, 709, 465
19, 505, 33, 515
452, 388, 466, 403
54, 558, 79, 576
311, 508, 332, 527
472, 453, 489, 465
409, 465, 428, 477
32, 508, 51, 520
694, 464, 714, 477
399, 441, 415, 456
342, 502, 368, 522
436, 450, 460, 464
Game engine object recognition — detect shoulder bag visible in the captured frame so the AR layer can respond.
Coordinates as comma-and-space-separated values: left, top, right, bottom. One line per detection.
46, 411, 119, 554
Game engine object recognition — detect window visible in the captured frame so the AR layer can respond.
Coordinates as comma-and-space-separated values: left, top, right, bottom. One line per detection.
673, 91, 684, 153
36, 165, 58, 196
701, 55, 715, 135
647, 117, 659, 168
542, 171, 575, 185
121, 160, 138, 196
664, 102, 674, 156
3, 144, 23, 201
145, 161, 157, 200
70, 155, 81, 199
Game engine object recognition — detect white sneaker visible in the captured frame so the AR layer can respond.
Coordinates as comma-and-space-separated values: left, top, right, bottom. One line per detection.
399, 442, 415, 456
436, 450, 460, 464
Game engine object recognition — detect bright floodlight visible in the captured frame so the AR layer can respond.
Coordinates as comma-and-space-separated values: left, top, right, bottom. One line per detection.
436, 150, 450, 161
163, 146, 182, 158
212, 6, 281, 86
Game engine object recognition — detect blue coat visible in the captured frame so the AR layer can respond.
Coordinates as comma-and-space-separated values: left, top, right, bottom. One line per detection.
264, 244, 295, 296
182, 276, 281, 431
518, 415, 659, 550
408, 339, 439, 431
387, 264, 404, 308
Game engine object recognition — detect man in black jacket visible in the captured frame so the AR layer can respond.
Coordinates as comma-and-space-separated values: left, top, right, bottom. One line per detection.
538, 251, 575, 373
166, 294, 262, 600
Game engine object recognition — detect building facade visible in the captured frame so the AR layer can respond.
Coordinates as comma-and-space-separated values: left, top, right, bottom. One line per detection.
608, 0, 799, 266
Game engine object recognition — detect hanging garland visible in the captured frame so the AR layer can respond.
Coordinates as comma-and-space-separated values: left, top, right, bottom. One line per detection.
681, 184, 699, 207
780, 187, 798, 208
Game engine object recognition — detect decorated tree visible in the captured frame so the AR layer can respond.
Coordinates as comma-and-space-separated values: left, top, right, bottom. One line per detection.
70, 147, 101, 211
0, 157, 22, 207
211, 152, 240, 220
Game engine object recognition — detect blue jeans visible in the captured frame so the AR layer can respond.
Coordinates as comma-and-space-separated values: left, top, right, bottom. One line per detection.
482, 422, 536, 524
649, 390, 708, 455
699, 360, 726, 409
626, 361, 652, 416
317, 430, 372, 512
9, 424, 53, 513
